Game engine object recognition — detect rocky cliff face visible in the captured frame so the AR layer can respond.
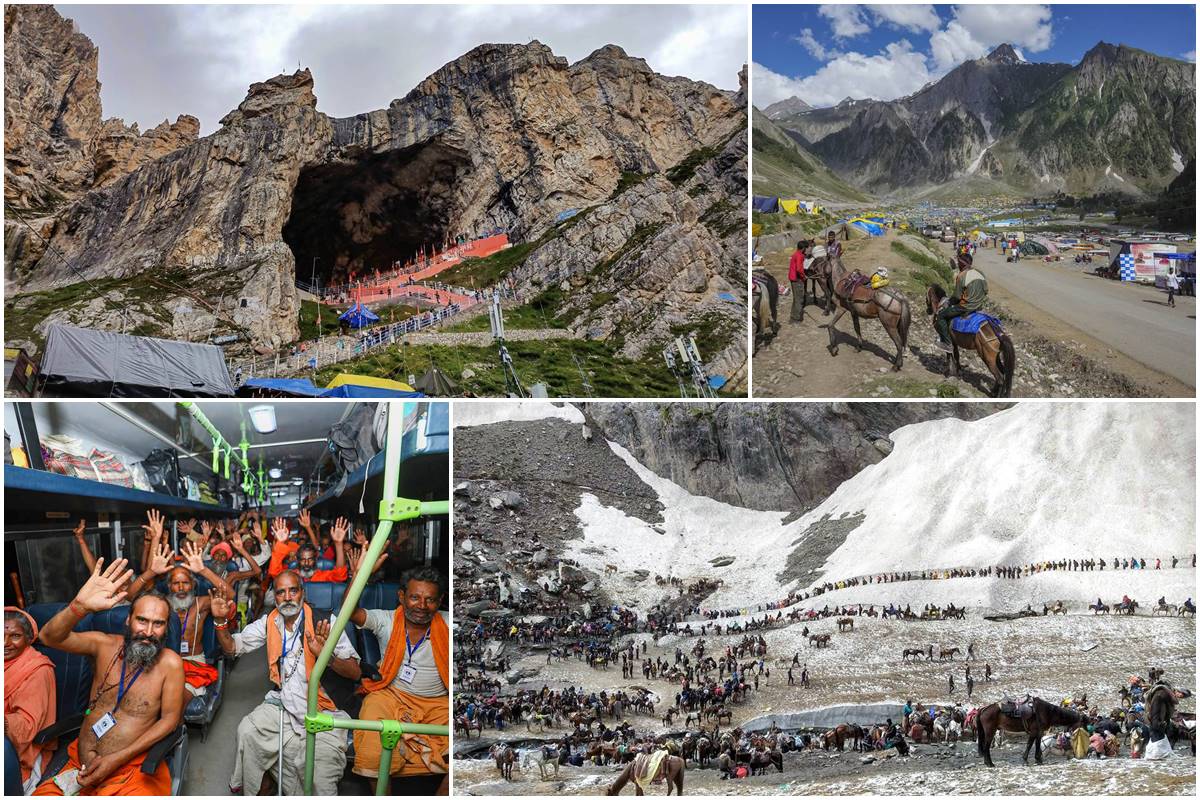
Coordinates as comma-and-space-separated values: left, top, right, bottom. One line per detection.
5, 7, 745, 363
583, 402, 1006, 513
763, 95, 811, 120
3, 5, 103, 210
774, 42, 1191, 195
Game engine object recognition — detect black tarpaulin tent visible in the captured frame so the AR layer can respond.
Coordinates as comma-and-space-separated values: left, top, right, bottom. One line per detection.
39, 325, 236, 397
414, 365, 458, 397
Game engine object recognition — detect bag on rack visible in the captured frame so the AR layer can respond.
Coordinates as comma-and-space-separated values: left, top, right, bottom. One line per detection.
139, 448, 183, 496
327, 403, 386, 478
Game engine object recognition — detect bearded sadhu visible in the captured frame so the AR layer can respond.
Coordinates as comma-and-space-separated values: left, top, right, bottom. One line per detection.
34, 559, 184, 795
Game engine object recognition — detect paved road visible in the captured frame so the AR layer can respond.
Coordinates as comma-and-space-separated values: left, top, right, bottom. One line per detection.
971, 247, 1196, 388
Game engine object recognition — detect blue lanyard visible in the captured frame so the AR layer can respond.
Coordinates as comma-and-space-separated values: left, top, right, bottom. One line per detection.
281, 611, 305, 662
178, 599, 197, 640
405, 628, 428, 661
114, 657, 143, 718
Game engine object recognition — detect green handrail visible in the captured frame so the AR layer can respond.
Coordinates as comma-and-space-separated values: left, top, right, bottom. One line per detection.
302, 401, 449, 795
179, 401, 267, 501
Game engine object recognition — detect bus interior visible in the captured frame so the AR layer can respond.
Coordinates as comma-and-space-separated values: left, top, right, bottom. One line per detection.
3, 400, 449, 795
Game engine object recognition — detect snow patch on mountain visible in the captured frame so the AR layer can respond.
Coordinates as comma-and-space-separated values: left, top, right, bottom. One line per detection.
453, 401, 583, 428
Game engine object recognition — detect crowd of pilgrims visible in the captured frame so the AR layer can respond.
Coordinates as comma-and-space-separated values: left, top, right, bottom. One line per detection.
4, 509, 449, 796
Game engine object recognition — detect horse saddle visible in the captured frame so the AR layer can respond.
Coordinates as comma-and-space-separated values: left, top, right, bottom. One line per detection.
950, 311, 1004, 335
835, 271, 873, 303
1000, 699, 1035, 720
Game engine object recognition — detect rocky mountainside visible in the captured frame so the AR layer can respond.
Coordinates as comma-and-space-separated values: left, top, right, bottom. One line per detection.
763, 95, 811, 120
751, 107, 870, 201
4, 5, 745, 365
772, 42, 1192, 196
583, 402, 1004, 513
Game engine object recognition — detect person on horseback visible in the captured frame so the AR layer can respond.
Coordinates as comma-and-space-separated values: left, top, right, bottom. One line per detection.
935, 252, 988, 352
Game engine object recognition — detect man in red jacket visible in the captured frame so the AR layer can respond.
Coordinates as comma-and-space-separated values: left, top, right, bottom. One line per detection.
789, 241, 808, 322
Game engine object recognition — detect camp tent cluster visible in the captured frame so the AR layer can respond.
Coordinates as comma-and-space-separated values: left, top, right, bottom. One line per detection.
752, 196, 822, 215
845, 216, 890, 236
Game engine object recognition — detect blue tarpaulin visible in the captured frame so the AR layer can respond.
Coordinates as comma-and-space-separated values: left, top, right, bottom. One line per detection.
238, 377, 424, 398
555, 208, 579, 223
753, 195, 780, 213
339, 302, 379, 329
319, 384, 424, 398
850, 219, 884, 236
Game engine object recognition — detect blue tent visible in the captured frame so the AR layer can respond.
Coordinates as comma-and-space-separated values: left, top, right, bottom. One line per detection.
555, 208, 579, 223
339, 302, 380, 329
753, 195, 780, 213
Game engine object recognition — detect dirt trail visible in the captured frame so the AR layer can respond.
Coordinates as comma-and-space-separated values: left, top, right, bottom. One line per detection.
753, 230, 1192, 398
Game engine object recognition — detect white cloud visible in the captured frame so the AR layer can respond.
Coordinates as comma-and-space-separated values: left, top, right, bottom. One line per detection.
867, 4, 941, 34
928, 5, 1052, 72
929, 20, 988, 72
793, 27, 840, 61
1184, 50, 1196, 63
754, 40, 935, 109
819, 4, 871, 38
952, 4, 1053, 53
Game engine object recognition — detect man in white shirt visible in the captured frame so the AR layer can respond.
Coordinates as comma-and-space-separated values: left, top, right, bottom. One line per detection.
211, 571, 360, 794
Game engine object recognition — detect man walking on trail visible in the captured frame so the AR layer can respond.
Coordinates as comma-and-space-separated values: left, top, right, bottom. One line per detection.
788, 241, 807, 322
935, 253, 988, 353
1166, 267, 1179, 308
348, 568, 449, 794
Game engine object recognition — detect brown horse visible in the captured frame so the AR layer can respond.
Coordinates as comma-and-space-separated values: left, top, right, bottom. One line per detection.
975, 697, 1087, 766
926, 284, 1016, 397
752, 269, 780, 352
806, 250, 836, 314
606, 752, 685, 795
827, 256, 911, 369
490, 743, 516, 780
837, 617, 854, 632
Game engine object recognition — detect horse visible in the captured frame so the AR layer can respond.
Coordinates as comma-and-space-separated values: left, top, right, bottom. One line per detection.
826, 255, 911, 370
940, 647, 960, 661
808, 633, 831, 648
837, 617, 854, 632
1049, 601, 1068, 616
1152, 602, 1178, 616
806, 250, 836, 314
455, 714, 482, 738
490, 743, 517, 780
752, 269, 780, 352
748, 749, 784, 775
974, 697, 1087, 766
1089, 602, 1110, 615
522, 746, 561, 780
525, 709, 553, 732
606, 752, 685, 795
822, 724, 862, 752
684, 712, 703, 728
902, 648, 925, 661
926, 284, 1016, 397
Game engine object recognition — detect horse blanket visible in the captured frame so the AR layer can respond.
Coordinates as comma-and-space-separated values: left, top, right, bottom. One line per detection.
951, 311, 1004, 335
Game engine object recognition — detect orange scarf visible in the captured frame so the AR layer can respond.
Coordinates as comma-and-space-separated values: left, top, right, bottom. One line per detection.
264, 603, 335, 712
4, 607, 56, 782
360, 610, 448, 694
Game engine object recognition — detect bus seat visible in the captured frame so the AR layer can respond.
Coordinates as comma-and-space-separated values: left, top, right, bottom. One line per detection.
354, 582, 402, 670
26, 603, 94, 724
183, 614, 226, 741
4, 736, 22, 796
316, 558, 334, 571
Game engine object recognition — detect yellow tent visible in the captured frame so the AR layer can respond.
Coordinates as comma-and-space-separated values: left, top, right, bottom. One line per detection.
752, 223, 763, 236
779, 199, 800, 214
324, 373, 417, 392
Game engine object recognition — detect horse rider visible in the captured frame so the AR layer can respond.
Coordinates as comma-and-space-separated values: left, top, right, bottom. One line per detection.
935, 252, 988, 353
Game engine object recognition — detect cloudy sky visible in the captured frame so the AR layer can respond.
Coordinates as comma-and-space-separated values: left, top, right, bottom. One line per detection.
754, 4, 1197, 108
58, 3, 747, 135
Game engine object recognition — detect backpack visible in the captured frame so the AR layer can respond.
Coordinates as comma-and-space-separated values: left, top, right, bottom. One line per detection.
327, 403, 387, 479
139, 448, 183, 496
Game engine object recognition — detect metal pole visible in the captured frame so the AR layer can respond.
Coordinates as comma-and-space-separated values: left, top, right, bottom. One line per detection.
278, 704, 285, 795
303, 402, 412, 794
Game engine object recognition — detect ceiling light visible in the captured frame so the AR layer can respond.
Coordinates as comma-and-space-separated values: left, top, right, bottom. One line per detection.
248, 405, 277, 434
293, 478, 304, 486
268, 467, 283, 479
